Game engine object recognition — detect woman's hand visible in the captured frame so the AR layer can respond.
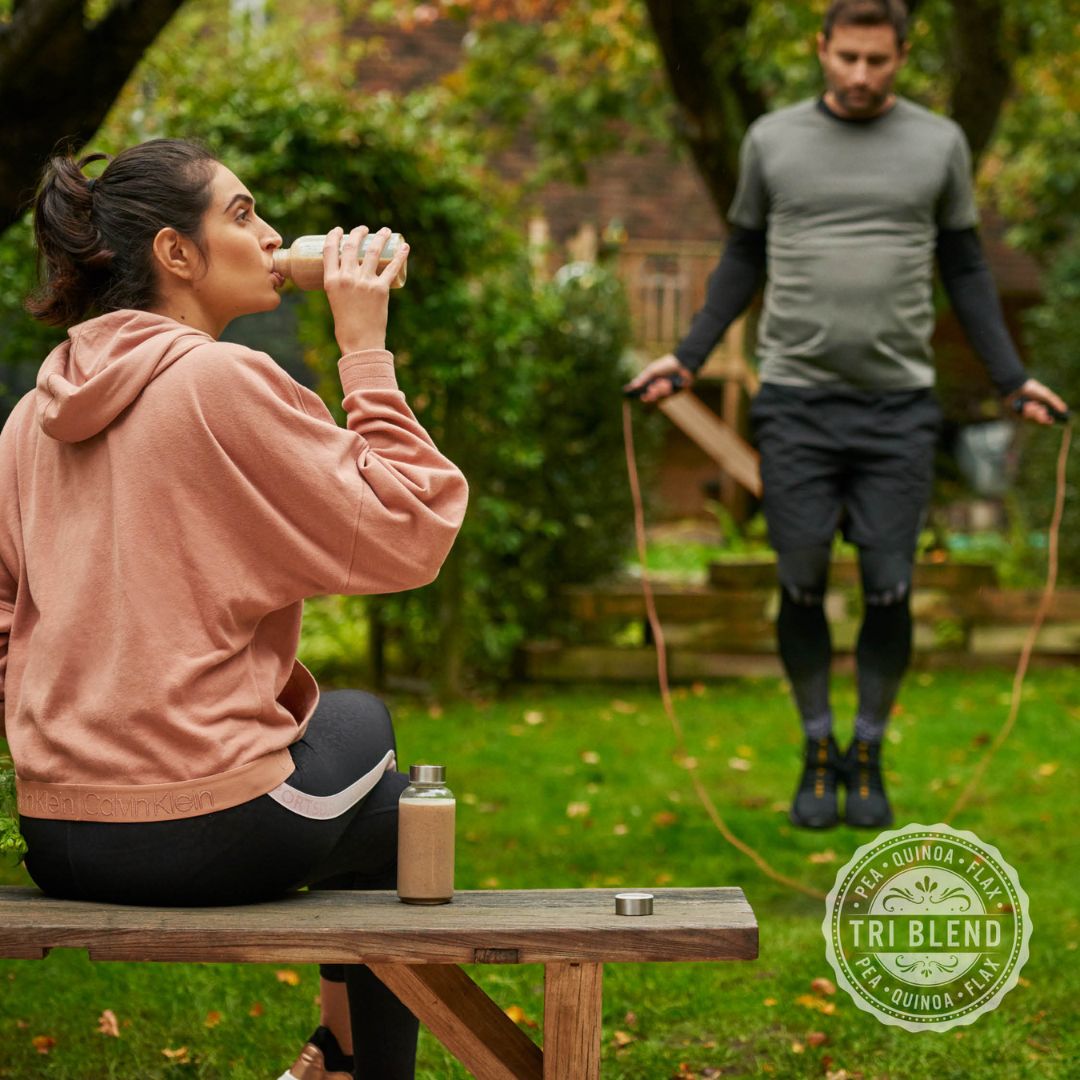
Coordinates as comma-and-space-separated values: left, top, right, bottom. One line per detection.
324, 226, 410, 355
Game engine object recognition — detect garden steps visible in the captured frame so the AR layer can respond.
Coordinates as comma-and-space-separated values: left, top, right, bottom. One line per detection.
522, 560, 1080, 682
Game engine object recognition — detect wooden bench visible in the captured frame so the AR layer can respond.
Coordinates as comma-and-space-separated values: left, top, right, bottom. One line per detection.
0, 885, 757, 1079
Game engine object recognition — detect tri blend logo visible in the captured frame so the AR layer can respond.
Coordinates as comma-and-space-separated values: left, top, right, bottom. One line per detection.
823, 823, 1031, 1031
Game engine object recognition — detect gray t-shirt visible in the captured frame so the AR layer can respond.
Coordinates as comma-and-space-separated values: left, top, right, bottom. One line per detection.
730, 97, 978, 389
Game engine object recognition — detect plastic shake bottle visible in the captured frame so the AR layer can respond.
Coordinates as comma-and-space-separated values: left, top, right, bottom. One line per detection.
397, 764, 455, 905
273, 232, 407, 290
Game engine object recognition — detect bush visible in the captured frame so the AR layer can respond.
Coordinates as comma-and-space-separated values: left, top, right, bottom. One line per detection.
1015, 241, 1080, 583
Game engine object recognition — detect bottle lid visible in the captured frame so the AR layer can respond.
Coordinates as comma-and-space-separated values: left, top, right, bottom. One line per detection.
409, 764, 446, 783
614, 892, 654, 916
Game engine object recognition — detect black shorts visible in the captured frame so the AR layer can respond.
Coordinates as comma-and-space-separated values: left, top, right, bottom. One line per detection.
750, 383, 942, 555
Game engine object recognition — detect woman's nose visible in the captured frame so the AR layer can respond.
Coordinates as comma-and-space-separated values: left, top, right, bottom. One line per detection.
261, 220, 283, 250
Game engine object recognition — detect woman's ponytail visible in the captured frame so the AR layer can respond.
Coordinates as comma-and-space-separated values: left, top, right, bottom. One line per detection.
26, 139, 217, 327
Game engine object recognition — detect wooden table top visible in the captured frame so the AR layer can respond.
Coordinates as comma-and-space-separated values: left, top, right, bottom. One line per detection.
0, 886, 758, 965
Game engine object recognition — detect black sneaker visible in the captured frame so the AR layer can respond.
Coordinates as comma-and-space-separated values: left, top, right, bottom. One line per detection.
789, 735, 841, 829
842, 739, 893, 828
278, 1025, 354, 1080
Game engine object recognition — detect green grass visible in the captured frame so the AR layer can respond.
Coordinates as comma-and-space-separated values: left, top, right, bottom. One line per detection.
2, 669, 1077, 1078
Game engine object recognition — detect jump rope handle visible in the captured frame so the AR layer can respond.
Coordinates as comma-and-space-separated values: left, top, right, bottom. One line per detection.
623, 373, 687, 399
1012, 396, 1070, 425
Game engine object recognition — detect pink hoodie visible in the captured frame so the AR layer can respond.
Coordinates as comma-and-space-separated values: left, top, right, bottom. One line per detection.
0, 310, 467, 822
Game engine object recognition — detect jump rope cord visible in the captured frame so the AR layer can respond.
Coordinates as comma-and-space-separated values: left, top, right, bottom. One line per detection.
622, 400, 1070, 900
622, 401, 826, 901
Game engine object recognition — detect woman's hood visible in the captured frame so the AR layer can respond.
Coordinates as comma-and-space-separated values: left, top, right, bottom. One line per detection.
35, 309, 213, 443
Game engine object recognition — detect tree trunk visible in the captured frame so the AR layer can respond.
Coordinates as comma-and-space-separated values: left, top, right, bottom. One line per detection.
0, 0, 187, 232
642, 0, 767, 219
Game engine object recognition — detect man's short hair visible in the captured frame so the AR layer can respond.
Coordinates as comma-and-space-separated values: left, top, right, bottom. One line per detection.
823, 0, 909, 47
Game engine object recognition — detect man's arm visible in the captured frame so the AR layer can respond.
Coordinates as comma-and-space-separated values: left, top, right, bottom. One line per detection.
937, 228, 1066, 423
624, 226, 766, 402
675, 227, 767, 372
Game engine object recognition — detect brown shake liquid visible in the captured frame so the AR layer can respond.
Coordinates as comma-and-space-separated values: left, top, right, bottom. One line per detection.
397, 797, 455, 904
274, 233, 407, 290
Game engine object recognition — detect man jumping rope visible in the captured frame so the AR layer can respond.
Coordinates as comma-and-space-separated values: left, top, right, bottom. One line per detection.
626, 0, 1066, 830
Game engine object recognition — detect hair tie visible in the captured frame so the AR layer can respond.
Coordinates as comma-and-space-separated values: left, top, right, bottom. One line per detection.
86, 178, 97, 194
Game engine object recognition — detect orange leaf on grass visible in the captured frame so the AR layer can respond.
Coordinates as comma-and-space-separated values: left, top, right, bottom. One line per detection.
205, 1010, 223, 1028
161, 1046, 190, 1063
32, 1035, 56, 1055
795, 994, 836, 1014
249, 1002, 264, 1017
807, 1031, 829, 1047
97, 1009, 120, 1037
613, 1030, 635, 1047
275, 969, 301, 986
810, 977, 837, 996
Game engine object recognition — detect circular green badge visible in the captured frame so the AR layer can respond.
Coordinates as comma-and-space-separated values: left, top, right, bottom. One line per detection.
823, 823, 1031, 1031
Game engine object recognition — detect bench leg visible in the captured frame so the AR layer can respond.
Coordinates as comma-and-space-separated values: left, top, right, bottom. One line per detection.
543, 962, 603, 1080
368, 963, 543, 1080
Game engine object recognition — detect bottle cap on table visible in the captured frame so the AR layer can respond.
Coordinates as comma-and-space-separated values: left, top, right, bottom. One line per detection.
615, 892, 654, 916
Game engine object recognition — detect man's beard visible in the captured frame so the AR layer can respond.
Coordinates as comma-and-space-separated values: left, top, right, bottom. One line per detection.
833, 85, 890, 118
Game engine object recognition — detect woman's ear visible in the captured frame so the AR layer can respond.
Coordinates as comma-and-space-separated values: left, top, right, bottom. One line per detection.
151, 227, 202, 282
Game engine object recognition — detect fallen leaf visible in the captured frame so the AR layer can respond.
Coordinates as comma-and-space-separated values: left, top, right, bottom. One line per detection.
97, 1009, 120, 1038
808, 850, 837, 865
691, 682, 707, 696
275, 969, 301, 986
204, 1010, 223, 1029
249, 1002, 264, 1017
566, 801, 590, 818
1036, 763, 1059, 777
1018, 976, 1031, 987
613, 1030, 635, 1047
427, 703, 444, 718
807, 1031, 829, 1047
680, 756, 699, 770
504, 1005, 526, 1023
580, 750, 600, 765
811, 977, 837, 996
791, 1041, 805, 1053
611, 699, 637, 714
735, 745, 754, 758
482, 876, 501, 888
795, 994, 836, 1014
161, 1046, 190, 1063
32, 1035, 56, 1055
613, 823, 629, 836
652, 810, 679, 827
727, 757, 751, 771
623, 1010, 638, 1027
523, 710, 544, 725
825, 1070, 852, 1080
762, 997, 777, 1007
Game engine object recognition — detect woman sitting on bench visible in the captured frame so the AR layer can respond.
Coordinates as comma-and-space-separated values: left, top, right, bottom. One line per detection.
0, 138, 468, 1080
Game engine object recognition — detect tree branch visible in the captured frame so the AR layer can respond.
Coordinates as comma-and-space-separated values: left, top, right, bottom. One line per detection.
0, 0, 187, 232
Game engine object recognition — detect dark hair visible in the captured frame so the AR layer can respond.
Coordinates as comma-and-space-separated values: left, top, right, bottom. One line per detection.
27, 138, 218, 326
823, 0, 909, 46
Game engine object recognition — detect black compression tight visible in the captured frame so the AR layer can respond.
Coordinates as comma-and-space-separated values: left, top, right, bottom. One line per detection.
777, 546, 913, 743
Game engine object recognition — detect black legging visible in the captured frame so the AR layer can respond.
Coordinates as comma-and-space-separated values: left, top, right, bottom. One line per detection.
20, 689, 418, 1079
777, 545, 913, 743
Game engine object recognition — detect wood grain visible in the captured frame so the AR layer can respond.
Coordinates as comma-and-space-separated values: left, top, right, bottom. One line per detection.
543, 963, 603, 1080
0, 887, 758, 965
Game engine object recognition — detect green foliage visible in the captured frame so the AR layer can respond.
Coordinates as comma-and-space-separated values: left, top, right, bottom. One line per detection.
1014, 242, 1080, 583
91, 0, 643, 688
0, 754, 27, 867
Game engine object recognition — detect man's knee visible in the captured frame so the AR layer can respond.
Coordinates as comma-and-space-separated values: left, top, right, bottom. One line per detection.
777, 546, 832, 605
859, 549, 913, 606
